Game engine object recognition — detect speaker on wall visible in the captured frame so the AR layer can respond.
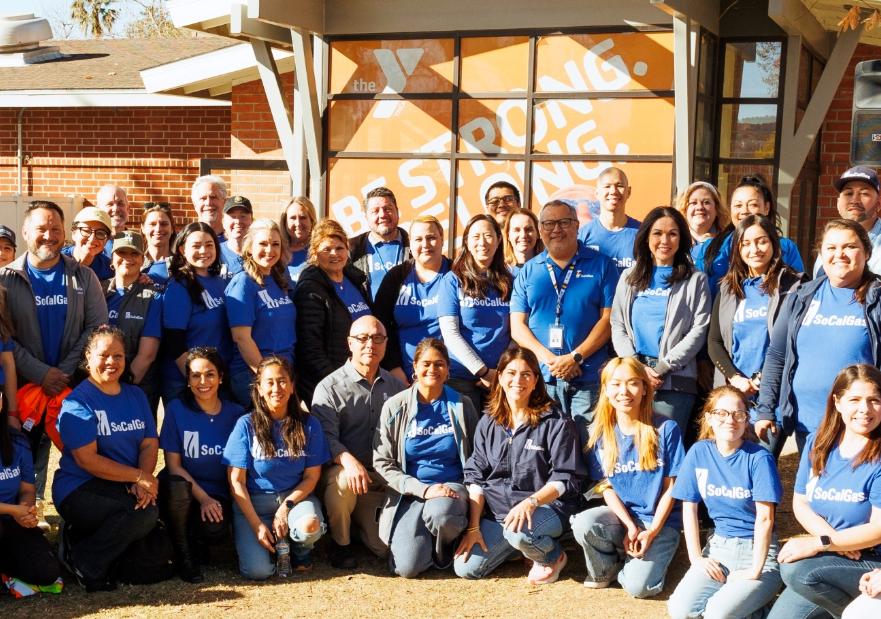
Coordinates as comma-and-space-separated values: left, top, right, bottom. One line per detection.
852, 59, 881, 166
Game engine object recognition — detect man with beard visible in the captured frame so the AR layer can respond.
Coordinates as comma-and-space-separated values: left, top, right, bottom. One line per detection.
348, 187, 411, 301
0, 201, 108, 528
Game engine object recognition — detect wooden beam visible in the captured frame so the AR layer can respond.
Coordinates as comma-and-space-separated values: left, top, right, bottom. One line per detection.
231, 2, 294, 48
673, 14, 698, 195
249, 0, 325, 34
651, 0, 719, 33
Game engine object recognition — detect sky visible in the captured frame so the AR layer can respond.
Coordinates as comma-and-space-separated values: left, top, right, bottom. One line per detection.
3, 0, 142, 39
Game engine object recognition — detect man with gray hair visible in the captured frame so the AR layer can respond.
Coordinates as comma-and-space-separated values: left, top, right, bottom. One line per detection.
510, 199, 618, 444
96, 184, 130, 259
191, 175, 228, 242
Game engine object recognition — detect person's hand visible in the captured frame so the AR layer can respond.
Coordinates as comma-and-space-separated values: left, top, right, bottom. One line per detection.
199, 496, 224, 523
778, 536, 823, 563
454, 526, 487, 562
644, 365, 663, 389
477, 369, 497, 391
41, 367, 69, 397
690, 555, 726, 582
135, 471, 159, 500
547, 355, 581, 381
424, 484, 459, 500
837, 549, 862, 560
629, 527, 657, 558
859, 569, 881, 598
729, 374, 758, 397
11, 503, 37, 528
255, 522, 276, 552
131, 483, 156, 509
729, 567, 762, 582
623, 522, 640, 555
340, 452, 371, 495
273, 503, 290, 540
754, 420, 777, 442
502, 498, 537, 533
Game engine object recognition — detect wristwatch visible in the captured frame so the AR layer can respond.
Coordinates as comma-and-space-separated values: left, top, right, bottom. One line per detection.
285, 499, 295, 510
528, 496, 539, 508
572, 352, 583, 364
818, 535, 831, 550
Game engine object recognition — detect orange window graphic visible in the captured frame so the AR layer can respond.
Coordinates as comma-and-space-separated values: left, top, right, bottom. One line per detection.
458, 99, 528, 155
330, 39, 455, 94
456, 160, 526, 233
460, 36, 530, 93
329, 100, 453, 153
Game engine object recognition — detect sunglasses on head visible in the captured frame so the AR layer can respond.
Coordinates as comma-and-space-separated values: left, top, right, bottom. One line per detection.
143, 202, 172, 214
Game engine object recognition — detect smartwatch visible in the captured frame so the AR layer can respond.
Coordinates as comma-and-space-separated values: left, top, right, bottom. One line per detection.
285, 499, 295, 510
572, 352, 584, 364
818, 535, 832, 550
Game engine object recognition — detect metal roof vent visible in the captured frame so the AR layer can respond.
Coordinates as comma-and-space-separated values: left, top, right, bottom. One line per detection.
0, 14, 62, 67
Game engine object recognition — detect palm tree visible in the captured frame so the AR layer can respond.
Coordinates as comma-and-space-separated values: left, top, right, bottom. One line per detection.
70, 0, 119, 39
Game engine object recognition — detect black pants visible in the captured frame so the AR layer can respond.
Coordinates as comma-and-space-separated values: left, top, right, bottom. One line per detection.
57, 478, 158, 582
158, 473, 232, 546
0, 515, 60, 585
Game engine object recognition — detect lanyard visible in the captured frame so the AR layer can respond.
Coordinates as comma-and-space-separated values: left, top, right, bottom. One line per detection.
369, 239, 402, 277
546, 260, 576, 324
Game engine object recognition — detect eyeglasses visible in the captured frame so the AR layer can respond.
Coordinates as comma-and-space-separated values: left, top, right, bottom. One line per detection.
709, 409, 749, 423
144, 202, 173, 214
486, 195, 519, 209
74, 225, 110, 241
539, 218, 578, 232
349, 334, 388, 344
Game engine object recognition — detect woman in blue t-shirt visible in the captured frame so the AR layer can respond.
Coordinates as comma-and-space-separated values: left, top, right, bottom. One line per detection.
0, 407, 60, 588
667, 386, 783, 619
438, 214, 513, 413
754, 219, 881, 455
159, 347, 244, 583
375, 215, 451, 386
572, 356, 685, 598
708, 215, 806, 397
767, 364, 881, 619
53, 325, 165, 591
611, 206, 711, 436
503, 207, 544, 277
223, 356, 330, 579
225, 219, 296, 406
279, 196, 316, 284
161, 222, 232, 403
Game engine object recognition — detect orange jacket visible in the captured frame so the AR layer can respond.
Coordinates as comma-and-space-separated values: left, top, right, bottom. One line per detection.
15, 383, 72, 450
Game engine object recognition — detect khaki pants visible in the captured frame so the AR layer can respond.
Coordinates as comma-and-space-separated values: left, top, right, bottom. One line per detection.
320, 464, 387, 557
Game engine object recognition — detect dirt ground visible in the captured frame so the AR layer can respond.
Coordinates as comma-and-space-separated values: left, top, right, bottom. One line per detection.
0, 436, 804, 619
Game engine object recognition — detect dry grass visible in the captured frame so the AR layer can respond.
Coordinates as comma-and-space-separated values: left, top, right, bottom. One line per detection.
0, 437, 803, 619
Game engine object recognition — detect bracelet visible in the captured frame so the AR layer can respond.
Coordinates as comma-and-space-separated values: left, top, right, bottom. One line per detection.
135, 470, 143, 484
467, 525, 480, 533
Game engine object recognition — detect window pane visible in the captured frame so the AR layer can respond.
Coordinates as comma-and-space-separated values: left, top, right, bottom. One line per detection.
695, 99, 714, 159
716, 163, 775, 205
531, 98, 673, 156
698, 32, 717, 96
530, 161, 672, 222
329, 100, 452, 153
535, 32, 674, 92
456, 160, 525, 244
718, 103, 777, 159
458, 99, 527, 154
722, 41, 781, 98
460, 36, 529, 93
326, 158, 451, 237
693, 159, 712, 184
330, 39, 455, 94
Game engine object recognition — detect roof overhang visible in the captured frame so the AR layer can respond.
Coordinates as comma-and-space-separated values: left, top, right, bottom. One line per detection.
0, 90, 230, 107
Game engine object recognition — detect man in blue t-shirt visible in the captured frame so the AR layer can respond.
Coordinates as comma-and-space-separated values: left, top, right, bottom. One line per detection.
483, 180, 521, 227
0, 201, 108, 528
218, 195, 253, 276
348, 187, 412, 301
511, 199, 618, 444
577, 166, 641, 274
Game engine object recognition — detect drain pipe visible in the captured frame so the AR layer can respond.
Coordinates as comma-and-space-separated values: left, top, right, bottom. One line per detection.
16, 108, 24, 196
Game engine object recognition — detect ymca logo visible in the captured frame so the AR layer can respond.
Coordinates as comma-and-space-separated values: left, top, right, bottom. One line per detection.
95, 410, 111, 436
373, 48, 424, 92
184, 431, 199, 459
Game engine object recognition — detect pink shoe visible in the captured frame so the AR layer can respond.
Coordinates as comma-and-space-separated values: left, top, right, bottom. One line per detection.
527, 551, 567, 585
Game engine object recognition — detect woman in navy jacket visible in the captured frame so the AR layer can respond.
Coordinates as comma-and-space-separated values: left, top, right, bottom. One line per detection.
453, 344, 584, 586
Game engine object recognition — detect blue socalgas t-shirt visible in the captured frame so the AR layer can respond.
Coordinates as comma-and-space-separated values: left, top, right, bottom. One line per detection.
587, 416, 685, 528
223, 414, 330, 494
791, 281, 873, 434
160, 398, 245, 499
631, 266, 672, 358
61, 245, 114, 280
225, 272, 297, 375
438, 271, 511, 380
107, 287, 163, 338
394, 262, 450, 372
673, 440, 782, 538
694, 234, 804, 297
334, 278, 371, 321
731, 278, 771, 379
26, 259, 68, 367
366, 239, 403, 300
511, 244, 617, 385
0, 431, 34, 505
219, 241, 244, 276
162, 274, 233, 362
143, 258, 169, 285
795, 434, 881, 533
577, 217, 641, 274
287, 249, 308, 284
53, 381, 157, 505
405, 398, 462, 484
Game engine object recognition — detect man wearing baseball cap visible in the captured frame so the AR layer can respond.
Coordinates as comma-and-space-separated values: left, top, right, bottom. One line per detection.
0, 224, 16, 268
218, 195, 253, 276
815, 166, 881, 275
61, 206, 114, 280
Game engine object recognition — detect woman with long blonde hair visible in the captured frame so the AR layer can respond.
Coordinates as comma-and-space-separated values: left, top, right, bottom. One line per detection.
572, 356, 685, 598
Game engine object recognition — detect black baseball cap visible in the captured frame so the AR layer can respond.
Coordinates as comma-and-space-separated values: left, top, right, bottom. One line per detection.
834, 166, 881, 192
0, 225, 16, 248
223, 195, 253, 214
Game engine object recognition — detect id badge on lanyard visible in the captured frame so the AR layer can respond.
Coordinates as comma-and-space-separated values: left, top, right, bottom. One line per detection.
546, 261, 575, 351
549, 324, 565, 349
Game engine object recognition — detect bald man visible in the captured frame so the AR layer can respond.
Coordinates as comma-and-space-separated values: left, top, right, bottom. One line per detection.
96, 184, 130, 259
311, 316, 406, 568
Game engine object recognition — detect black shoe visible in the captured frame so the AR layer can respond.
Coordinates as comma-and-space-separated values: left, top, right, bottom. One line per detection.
327, 541, 357, 569
178, 561, 204, 584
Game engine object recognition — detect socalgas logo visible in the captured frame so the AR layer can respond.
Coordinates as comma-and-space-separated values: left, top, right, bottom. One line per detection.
406, 422, 453, 439
696, 468, 751, 499
801, 299, 866, 327
461, 296, 509, 308
95, 409, 145, 436
806, 475, 866, 503
201, 290, 224, 310
35, 293, 67, 307
734, 303, 768, 323
612, 457, 663, 476
0, 465, 21, 481
183, 431, 223, 458
637, 287, 670, 298
257, 289, 292, 310
397, 285, 439, 308
348, 301, 370, 315
251, 437, 304, 460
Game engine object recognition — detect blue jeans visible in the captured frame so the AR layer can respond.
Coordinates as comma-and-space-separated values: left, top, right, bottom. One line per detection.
571, 505, 681, 598
768, 551, 881, 619
229, 368, 255, 407
667, 533, 782, 619
232, 493, 326, 580
653, 389, 696, 438
453, 505, 564, 579
546, 379, 597, 448
762, 427, 808, 459
388, 483, 468, 578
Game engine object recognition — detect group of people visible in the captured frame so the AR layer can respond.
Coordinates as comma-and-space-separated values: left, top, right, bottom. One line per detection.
0, 167, 880, 617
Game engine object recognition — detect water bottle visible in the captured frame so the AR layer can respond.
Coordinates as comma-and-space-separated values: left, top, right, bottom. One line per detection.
276, 539, 291, 577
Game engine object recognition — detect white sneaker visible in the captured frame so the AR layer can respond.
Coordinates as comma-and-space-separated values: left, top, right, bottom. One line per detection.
582, 576, 613, 589
35, 500, 50, 532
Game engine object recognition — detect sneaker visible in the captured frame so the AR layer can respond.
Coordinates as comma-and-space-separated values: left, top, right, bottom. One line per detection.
527, 551, 567, 585
582, 576, 614, 589
291, 552, 313, 572
326, 541, 357, 570
35, 500, 50, 533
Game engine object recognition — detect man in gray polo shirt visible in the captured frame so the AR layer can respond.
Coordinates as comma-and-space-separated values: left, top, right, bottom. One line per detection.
311, 315, 406, 569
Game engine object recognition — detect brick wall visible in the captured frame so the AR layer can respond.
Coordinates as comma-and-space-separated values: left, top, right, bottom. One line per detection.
0, 106, 231, 227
